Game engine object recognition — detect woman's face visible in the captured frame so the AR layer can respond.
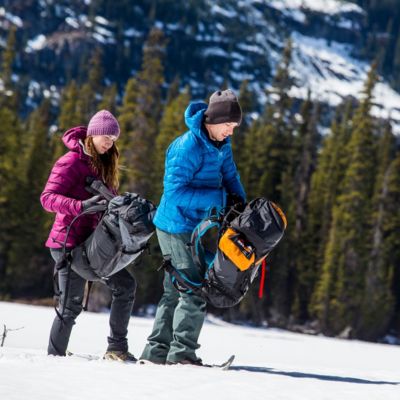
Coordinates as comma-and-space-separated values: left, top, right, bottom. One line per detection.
91, 135, 117, 154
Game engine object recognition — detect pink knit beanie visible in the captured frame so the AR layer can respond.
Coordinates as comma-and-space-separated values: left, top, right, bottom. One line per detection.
87, 110, 120, 138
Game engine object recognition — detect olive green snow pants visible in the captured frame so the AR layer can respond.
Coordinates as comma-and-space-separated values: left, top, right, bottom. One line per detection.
140, 228, 206, 364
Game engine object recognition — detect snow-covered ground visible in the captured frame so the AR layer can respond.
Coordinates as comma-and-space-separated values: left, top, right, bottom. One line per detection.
0, 302, 399, 400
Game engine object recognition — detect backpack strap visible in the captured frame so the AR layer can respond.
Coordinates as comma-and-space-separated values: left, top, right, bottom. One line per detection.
83, 281, 93, 311
52, 251, 73, 326
258, 259, 267, 299
53, 204, 108, 322
190, 217, 221, 270
85, 177, 115, 201
159, 257, 203, 295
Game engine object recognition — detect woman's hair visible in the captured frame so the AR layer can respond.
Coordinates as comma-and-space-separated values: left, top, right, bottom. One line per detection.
84, 137, 120, 190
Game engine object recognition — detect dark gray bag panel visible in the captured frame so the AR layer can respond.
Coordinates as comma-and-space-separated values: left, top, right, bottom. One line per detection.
71, 193, 156, 281
202, 251, 260, 308
230, 198, 286, 259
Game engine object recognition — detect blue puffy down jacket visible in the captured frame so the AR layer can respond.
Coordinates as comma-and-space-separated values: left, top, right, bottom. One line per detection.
153, 101, 246, 233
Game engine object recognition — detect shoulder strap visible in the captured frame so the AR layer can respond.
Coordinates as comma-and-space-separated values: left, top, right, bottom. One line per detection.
159, 257, 203, 295
190, 217, 221, 269
83, 281, 93, 311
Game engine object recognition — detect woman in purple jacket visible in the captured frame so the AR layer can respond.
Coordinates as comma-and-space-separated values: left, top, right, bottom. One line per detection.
41, 110, 136, 362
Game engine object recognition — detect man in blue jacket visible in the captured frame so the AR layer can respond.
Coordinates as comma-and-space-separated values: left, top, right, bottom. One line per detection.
140, 89, 246, 365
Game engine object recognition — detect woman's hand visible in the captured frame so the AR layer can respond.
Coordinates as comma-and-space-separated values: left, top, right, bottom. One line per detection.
81, 195, 107, 211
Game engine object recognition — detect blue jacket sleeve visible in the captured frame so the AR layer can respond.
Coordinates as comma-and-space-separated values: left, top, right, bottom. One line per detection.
221, 146, 246, 201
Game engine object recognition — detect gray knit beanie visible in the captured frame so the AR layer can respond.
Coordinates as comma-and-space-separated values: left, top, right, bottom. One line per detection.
204, 89, 242, 125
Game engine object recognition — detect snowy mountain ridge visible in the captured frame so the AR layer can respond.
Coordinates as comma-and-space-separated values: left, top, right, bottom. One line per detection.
1, 0, 400, 132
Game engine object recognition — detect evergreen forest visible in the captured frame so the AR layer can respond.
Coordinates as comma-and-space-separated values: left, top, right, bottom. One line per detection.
0, 3, 400, 343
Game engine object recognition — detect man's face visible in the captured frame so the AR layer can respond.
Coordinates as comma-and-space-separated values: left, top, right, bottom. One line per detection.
206, 122, 239, 142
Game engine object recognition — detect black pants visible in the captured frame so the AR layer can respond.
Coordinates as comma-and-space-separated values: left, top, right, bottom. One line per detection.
48, 248, 136, 356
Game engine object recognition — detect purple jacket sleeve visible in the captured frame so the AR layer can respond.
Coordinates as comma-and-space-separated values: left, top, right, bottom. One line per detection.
40, 153, 83, 216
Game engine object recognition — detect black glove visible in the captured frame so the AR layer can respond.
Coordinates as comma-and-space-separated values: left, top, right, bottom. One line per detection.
226, 193, 245, 207
81, 195, 107, 211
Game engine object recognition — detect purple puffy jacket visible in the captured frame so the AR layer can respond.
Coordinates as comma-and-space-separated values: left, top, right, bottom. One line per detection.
41, 126, 107, 249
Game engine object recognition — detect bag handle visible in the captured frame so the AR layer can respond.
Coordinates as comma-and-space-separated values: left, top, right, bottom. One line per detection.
85, 177, 115, 201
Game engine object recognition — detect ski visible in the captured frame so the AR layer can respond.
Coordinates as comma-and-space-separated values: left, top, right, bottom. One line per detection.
66, 351, 137, 363
211, 354, 235, 370
138, 355, 235, 370
66, 351, 100, 361
176, 355, 235, 370
67, 352, 234, 369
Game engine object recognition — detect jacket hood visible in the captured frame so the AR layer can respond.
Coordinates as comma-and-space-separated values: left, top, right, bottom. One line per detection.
62, 126, 88, 154
184, 102, 207, 138
184, 102, 229, 149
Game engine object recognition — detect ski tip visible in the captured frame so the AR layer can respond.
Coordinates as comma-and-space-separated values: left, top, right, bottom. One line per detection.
216, 354, 235, 370
227, 355, 235, 363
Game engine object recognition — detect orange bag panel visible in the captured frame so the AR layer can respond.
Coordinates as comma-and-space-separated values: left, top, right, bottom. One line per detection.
219, 228, 255, 271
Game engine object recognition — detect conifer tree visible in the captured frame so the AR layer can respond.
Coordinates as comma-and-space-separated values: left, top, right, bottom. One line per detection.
53, 81, 83, 161
241, 40, 294, 201
240, 119, 267, 199
301, 101, 352, 319
0, 26, 18, 110
119, 28, 167, 200
313, 65, 379, 335
258, 39, 294, 202
76, 48, 104, 121
261, 40, 296, 322
99, 84, 118, 115
293, 96, 320, 240
153, 85, 190, 201
291, 99, 353, 324
88, 47, 104, 95
0, 107, 23, 295
1, 26, 16, 91
118, 77, 138, 189
232, 80, 255, 171
165, 76, 181, 106
58, 80, 82, 132
383, 153, 400, 335
392, 27, 400, 90
239, 40, 295, 323
5, 100, 54, 296
356, 123, 397, 339
290, 96, 321, 321
0, 28, 23, 295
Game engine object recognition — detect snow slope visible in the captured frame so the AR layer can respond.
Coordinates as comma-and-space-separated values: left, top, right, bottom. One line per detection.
289, 32, 400, 129
0, 302, 399, 400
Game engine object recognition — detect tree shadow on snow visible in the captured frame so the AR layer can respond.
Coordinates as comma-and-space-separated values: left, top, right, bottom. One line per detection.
229, 366, 399, 385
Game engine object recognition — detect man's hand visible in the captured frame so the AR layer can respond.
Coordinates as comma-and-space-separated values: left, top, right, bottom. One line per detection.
226, 193, 245, 207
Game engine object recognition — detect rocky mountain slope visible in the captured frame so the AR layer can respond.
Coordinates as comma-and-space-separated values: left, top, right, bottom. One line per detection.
1, 0, 399, 130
